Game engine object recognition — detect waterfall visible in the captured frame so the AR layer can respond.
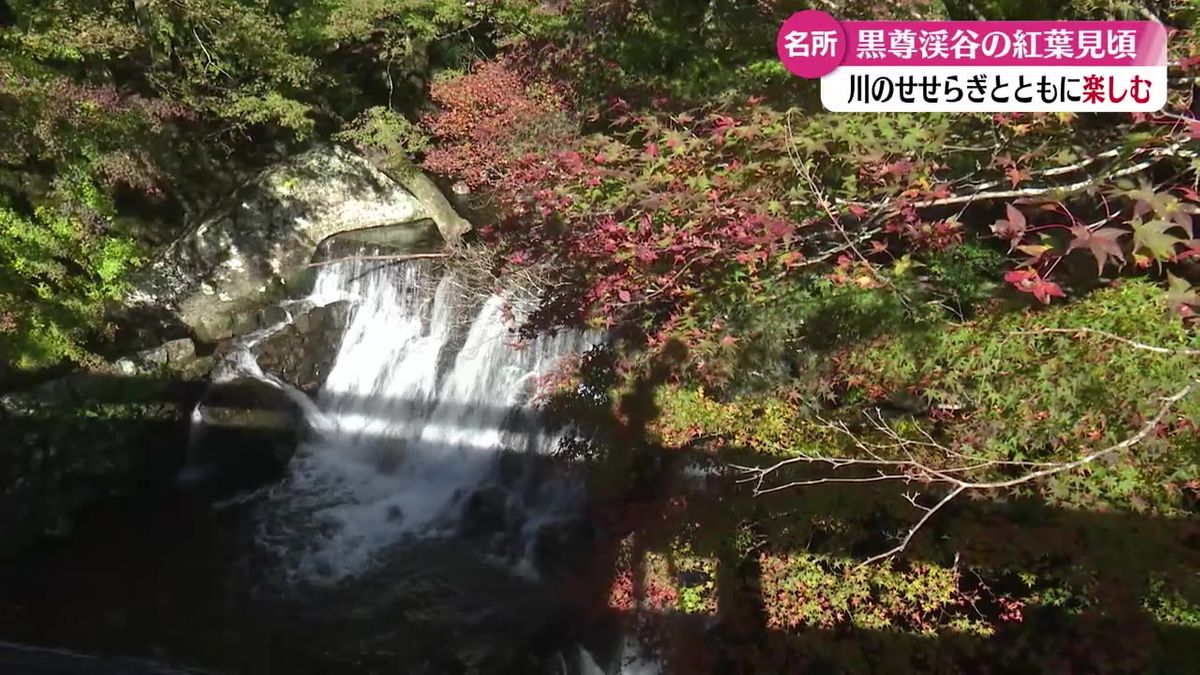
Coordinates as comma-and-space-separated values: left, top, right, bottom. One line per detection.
254, 258, 594, 583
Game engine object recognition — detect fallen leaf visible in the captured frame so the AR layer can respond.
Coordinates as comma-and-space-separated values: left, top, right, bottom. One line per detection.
1015, 244, 1052, 263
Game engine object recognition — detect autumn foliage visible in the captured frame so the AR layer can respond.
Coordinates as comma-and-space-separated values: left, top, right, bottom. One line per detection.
414, 1, 1200, 668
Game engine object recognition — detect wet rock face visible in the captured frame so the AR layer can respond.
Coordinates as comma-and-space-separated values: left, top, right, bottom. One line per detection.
116, 338, 199, 374
459, 483, 517, 543
181, 377, 302, 501
251, 301, 351, 393
532, 516, 596, 582
178, 296, 354, 498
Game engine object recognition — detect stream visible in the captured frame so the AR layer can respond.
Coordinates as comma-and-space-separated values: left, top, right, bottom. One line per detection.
0, 258, 657, 674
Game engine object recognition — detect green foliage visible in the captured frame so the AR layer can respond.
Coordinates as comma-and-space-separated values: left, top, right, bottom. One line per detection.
306, 0, 470, 43
923, 243, 1007, 317
820, 280, 1200, 512
653, 279, 1200, 534
0, 186, 139, 369
0, 0, 489, 372
653, 385, 834, 456
222, 89, 316, 136
500, 0, 802, 107
1144, 576, 1200, 628
334, 105, 430, 174
759, 553, 996, 635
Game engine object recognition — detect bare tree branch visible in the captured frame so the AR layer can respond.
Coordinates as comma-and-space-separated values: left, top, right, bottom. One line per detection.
731, 351, 1198, 563
822, 140, 1195, 212
306, 252, 451, 268
1008, 327, 1200, 356
861, 485, 967, 565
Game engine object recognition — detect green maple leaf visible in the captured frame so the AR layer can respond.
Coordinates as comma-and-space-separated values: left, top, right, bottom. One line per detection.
797, 136, 829, 154
1132, 219, 1188, 261
1167, 273, 1198, 314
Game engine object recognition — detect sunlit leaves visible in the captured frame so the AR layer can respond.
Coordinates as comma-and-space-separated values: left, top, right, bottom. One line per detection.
0, 196, 139, 369
222, 89, 314, 136
1132, 219, 1190, 261
338, 107, 427, 167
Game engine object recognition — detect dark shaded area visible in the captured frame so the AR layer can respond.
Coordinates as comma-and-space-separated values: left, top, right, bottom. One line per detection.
545, 341, 1200, 674
0, 642, 208, 674
0, 364, 1197, 674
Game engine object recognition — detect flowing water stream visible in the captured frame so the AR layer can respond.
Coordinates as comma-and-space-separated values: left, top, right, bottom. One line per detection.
0, 255, 663, 674
247, 258, 595, 584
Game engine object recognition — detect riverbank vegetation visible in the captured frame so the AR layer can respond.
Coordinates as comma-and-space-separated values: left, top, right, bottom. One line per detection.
3, 0, 1200, 671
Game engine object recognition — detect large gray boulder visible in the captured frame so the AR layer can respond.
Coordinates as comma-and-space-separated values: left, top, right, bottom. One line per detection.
128, 145, 469, 342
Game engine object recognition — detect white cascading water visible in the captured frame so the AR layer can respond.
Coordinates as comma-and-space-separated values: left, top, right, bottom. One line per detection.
253, 258, 594, 583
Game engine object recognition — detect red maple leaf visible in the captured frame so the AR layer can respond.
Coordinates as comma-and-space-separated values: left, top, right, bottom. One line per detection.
879, 159, 914, 179
1066, 226, 1127, 273
1006, 165, 1031, 188
1177, 186, 1200, 203
991, 204, 1027, 248
1004, 269, 1066, 304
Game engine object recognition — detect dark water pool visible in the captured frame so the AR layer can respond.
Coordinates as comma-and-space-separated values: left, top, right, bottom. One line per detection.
0, 486, 622, 675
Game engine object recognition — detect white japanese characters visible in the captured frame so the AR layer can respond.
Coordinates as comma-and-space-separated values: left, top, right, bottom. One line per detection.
784, 30, 841, 58
853, 27, 1139, 61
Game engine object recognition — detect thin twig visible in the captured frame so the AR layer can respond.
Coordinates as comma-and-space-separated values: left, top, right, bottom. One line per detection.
861, 485, 967, 565
306, 253, 450, 268
1008, 327, 1200, 356
732, 370, 1198, 564
827, 140, 1193, 211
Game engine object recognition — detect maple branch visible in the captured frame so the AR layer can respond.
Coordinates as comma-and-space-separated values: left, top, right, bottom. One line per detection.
784, 109, 897, 294
829, 140, 1193, 212
968, 379, 1196, 490
785, 111, 873, 270
906, 153, 1163, 208
640, 250, 720, 302
860, 485, 967, 565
